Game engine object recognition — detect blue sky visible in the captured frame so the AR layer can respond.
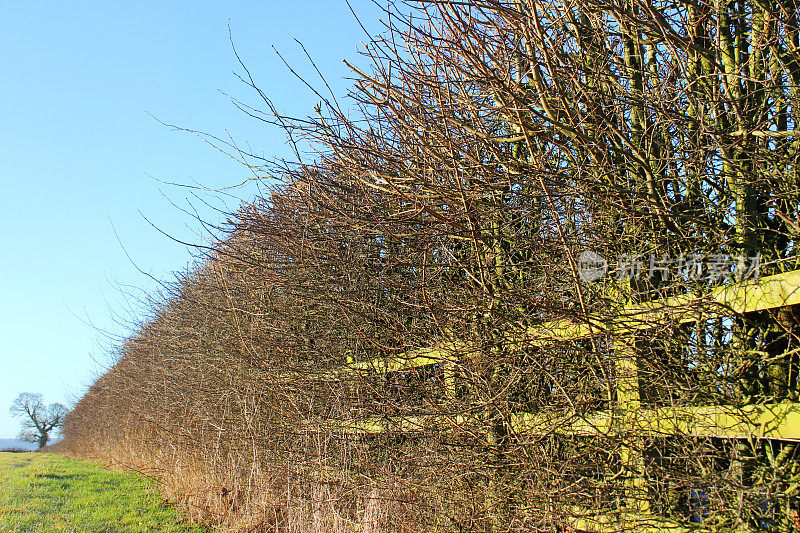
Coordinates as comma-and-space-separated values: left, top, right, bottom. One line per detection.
0, 1, 382, 438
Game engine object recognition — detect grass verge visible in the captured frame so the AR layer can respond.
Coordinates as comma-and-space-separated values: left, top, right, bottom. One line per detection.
0, 452, 207, 532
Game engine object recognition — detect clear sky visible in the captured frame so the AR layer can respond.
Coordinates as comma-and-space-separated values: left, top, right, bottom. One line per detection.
0, 1, 383, 438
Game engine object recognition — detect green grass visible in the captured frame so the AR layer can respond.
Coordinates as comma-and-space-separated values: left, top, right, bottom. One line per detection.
0, 452, 207, 532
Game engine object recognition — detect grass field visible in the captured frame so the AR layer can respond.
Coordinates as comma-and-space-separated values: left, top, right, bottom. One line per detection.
0, 452, 207, 532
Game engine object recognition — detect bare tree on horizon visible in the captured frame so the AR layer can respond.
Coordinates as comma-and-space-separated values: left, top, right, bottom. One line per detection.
10, 392, 68, 449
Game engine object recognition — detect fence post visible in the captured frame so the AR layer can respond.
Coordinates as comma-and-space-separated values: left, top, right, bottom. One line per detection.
443, 361, 456, 398
613, 332, 650, 520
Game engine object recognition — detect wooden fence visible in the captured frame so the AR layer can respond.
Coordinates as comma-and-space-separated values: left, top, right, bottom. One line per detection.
307, 269, 800, 531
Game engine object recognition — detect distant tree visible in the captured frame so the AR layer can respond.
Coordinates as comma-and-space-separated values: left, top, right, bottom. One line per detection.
9, 393, 68, 449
